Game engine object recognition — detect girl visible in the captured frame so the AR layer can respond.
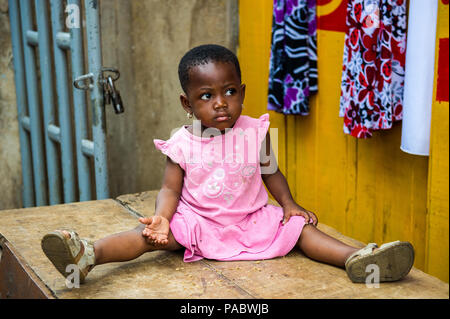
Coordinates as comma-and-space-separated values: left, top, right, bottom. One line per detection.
42, 44, 414, 285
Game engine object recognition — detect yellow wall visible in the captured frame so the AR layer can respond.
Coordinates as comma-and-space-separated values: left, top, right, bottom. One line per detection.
426, 1, 449, 283
238, 0, 449, 282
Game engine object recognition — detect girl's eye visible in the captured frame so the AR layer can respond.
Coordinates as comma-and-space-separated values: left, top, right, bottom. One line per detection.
225, 88, 236, 96
200, 93, 212, 100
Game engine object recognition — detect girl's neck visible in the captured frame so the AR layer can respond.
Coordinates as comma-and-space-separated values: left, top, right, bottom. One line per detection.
186, 119, 236, 138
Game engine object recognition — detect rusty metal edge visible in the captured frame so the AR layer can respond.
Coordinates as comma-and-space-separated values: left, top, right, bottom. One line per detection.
0, 235, 56, 299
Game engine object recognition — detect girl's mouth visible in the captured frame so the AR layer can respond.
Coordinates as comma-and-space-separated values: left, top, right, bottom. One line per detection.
215, 116, 231, 122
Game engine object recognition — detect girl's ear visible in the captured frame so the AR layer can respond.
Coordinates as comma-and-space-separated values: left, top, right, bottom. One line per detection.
180, 93, 191, 113
240, 83, 246, 103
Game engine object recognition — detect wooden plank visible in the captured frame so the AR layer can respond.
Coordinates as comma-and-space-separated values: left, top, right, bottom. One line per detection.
0, 199, 249, 298
237, 0, 287, 198
238, 0, 272, 121
295, 107, 317, 214
371, 125, 428, 271
0, 191, 448, 298
311, 30, 354, 232
426, 0, 449, 282
286, 116, 297, 199
121, 191, 449, 299
0, 240, 54, 299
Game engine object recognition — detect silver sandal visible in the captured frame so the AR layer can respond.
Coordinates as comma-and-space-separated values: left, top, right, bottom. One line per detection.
41, 229, 96, 284
345, 241, 415, 283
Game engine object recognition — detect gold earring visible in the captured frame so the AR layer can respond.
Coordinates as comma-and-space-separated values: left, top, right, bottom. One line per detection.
187, 112, 193, 119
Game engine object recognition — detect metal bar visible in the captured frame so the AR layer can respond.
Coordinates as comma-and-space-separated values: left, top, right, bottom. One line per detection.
20, 116, 31, 132
50, 0, 76, 203
56, 31, 71, 50
84, 0, 109, 199
19, 0, 48, 206
35, 0, 62, 205
7, 0, 34, 207
25, 30, 38, 46
69, 0, 92, 201
47, 124, 61, 143
81, 139, 94, 157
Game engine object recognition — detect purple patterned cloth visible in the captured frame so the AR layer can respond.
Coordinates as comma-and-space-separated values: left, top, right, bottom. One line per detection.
268, 0, 318, 115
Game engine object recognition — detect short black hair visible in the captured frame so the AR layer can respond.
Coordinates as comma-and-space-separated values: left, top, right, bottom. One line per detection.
178, 44, 241, 93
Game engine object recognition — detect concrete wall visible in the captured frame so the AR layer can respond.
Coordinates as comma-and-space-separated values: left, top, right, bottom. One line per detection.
0, 0, 238, 209
101, 0, 238, 198
0, 0, 22, 210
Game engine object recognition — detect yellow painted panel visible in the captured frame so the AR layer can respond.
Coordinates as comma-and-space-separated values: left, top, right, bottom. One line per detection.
426, 0, 449, 282
309, 30, 357, 233
238, 0, 287, 177
286, 116, 297, 199
295, 98, 318, 215
239, 0, 447, 282
237, 0, 272, 119
355, 124, 428, 270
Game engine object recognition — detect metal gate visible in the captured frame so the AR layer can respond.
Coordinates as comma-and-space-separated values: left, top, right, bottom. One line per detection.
8, 0, 123, 207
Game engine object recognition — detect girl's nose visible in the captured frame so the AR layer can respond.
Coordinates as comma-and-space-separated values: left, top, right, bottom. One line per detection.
214, 96, 228, 109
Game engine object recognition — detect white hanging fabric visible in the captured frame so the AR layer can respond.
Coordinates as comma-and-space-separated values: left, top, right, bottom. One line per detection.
400, 0, 439, 156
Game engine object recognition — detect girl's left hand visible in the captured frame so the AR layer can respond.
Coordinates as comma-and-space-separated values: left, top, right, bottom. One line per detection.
282, 202, 318, 226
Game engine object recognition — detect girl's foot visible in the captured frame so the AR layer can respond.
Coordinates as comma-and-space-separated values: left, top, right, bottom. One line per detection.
345, 241, 415, 283
41, 229, 96, 284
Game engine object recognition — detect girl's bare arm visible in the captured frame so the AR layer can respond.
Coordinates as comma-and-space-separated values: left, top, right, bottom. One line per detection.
154, 156, 184, 221
260, 132, 295, 207
260, 132, 318, 225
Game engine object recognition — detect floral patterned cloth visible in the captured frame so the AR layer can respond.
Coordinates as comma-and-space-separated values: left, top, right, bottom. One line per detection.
268, 0, 318, 115
339, 0, 407, 138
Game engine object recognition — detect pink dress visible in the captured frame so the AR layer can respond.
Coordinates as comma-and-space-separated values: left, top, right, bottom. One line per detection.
153, 113, 306, 262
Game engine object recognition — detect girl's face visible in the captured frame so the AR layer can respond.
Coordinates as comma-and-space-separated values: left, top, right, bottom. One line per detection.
180, 61, 246, 133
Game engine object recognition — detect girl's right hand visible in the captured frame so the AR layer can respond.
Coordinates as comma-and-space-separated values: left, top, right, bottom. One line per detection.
139, 215, 170, 246
282, 202, 318, 226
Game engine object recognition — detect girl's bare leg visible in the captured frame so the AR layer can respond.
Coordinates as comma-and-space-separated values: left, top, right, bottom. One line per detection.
296, 224, 359, 268
93, 224, 182, 265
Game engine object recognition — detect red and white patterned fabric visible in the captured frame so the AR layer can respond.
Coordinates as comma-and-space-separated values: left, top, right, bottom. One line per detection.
339, 0, 407, 138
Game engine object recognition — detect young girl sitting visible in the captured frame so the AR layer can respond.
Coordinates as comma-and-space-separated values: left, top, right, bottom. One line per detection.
41, 44, 414, 285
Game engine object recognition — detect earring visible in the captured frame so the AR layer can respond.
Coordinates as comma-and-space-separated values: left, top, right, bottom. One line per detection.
187, 112, 193, 119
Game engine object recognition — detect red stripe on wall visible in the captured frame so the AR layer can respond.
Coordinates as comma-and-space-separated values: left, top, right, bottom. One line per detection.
436, 38, 449, 102
317, 0, 348, 33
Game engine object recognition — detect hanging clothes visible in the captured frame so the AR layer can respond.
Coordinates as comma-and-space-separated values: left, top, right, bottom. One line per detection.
268, 0, 318, 115
339, 0, 407, 138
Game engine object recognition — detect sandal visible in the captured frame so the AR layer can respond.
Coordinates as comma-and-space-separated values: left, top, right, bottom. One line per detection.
345, 241, 415, 283
41, 229, 96, 284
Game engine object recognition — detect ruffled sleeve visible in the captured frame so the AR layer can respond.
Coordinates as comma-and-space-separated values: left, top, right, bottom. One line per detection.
258, 113, 270, 143
153, 138, 185, 170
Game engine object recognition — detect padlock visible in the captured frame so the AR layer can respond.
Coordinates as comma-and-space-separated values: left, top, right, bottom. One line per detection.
106, 76, 124, 114
111, 90, 124, 114
103, 82, 111, 105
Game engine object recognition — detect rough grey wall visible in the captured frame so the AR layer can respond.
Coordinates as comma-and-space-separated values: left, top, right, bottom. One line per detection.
0, 0, 238, 209
0, 0, 22, 210
101, 0, 239, 198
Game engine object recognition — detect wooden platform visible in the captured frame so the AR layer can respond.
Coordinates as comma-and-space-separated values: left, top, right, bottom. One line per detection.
0, 191, 448, 299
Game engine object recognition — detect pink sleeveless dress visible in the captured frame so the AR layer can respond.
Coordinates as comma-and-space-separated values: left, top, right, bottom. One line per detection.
153, 113, 306, 262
